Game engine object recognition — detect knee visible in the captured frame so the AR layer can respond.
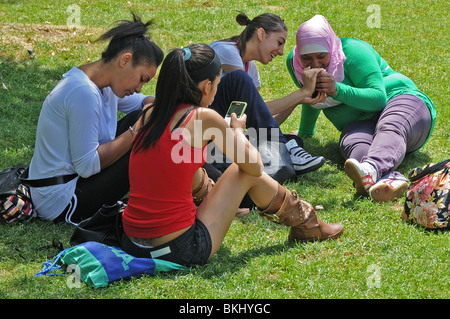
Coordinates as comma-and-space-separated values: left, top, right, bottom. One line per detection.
339, 131, 372, 161
223, 69, 253, 85
224, 163, 258, 181
376, 122, 407, 136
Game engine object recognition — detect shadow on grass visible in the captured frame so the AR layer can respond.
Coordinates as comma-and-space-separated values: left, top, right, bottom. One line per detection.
197, 242, 294, 279
0, 219, 74, 263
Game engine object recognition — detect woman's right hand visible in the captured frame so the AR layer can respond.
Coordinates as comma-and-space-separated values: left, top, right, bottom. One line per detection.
301, 67, 324, 95
229, 113, 247, 131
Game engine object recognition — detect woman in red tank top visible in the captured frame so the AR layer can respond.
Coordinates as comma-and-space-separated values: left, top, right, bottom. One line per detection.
121, 44, 344, 267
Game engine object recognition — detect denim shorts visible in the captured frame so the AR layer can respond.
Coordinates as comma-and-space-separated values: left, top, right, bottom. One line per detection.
121, 219, 212, 267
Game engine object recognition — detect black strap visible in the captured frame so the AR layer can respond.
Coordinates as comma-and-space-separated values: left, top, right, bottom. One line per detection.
171, 106, 196, 132
140, 105, 196, 133
140, 104, 153, 127
19, 167, 78, 188
408, 158, 450, 182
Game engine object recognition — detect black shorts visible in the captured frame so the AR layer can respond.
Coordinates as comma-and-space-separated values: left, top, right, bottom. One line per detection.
121, 219, 212, 267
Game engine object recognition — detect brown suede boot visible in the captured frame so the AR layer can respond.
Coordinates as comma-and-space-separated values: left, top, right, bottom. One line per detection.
287, 200, 344, 242
258, 184, 344, 242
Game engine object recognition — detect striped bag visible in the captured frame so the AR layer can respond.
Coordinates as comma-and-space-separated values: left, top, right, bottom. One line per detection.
0, 164, 37, 224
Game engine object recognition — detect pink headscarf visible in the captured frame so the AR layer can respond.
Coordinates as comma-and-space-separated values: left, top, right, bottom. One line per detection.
292, 15, 346, 85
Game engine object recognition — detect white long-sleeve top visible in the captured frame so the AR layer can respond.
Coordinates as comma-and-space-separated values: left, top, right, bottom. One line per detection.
29, 67, 146, 220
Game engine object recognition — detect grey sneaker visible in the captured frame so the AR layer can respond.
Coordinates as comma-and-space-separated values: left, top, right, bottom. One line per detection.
285, 139, 325, 174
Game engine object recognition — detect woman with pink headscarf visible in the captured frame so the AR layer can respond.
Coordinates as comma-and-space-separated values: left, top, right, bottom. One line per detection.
286, 15, 436, 202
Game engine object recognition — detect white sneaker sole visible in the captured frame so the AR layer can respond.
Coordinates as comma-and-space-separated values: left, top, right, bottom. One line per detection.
369, 180, 408, 202
344, 159, 373, 195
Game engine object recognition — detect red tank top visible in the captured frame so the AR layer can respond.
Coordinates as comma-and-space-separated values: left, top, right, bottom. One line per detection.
122, 105, 207, 238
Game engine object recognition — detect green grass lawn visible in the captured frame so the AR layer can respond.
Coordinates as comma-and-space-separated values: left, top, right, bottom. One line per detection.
0, 0, 449, 300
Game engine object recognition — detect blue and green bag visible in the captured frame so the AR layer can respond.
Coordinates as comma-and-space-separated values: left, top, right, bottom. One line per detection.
36, 241, 185, 288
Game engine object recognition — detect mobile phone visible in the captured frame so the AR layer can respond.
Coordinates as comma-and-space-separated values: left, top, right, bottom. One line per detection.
225, 101, 247, 125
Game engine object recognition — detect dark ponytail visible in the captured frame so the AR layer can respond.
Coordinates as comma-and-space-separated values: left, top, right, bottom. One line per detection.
226, 12, 287, 57
98, 12, 164, 67
133, 44, 221, 152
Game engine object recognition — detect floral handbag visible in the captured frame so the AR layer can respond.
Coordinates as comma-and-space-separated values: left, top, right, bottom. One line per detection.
402, 158, 450, 230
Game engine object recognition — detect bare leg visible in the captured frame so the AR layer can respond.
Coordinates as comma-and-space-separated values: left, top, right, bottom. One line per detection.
195, 163, 278, 259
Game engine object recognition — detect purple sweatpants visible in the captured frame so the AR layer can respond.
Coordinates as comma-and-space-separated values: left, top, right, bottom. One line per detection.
339, 94, 432, 181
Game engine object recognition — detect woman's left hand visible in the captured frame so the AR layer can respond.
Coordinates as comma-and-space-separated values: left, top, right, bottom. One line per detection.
316, 70, 337, 96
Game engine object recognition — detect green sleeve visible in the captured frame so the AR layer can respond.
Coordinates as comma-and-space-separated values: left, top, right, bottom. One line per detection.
298, 105, 321, 137
286, 50, 320, 138
334, 40, 387, 111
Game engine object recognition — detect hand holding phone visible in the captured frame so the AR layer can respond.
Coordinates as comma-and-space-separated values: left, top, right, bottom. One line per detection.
225, 101, 247, 125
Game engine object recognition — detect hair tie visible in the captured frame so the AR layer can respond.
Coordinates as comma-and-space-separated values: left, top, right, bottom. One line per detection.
246, 18, 252, 25
182, 47, 191, 61
188, 52, 222, 83
142, 34, 151, 42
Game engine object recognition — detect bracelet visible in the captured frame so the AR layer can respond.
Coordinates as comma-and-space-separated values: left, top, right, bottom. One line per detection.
128, 126, 135, 137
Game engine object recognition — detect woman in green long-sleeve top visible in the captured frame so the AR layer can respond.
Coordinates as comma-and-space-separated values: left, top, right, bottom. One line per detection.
284, 15, 436, 202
